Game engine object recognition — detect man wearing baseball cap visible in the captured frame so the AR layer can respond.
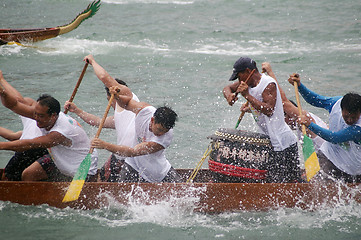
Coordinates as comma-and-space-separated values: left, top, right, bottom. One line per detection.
223, 57, 301, 183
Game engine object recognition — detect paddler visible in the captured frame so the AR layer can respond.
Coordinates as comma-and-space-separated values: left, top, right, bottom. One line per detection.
0, 71, 98, 181
64, 54, 140, 182
0, 72, 48, 181
261, 62, 328, 153
289, 74, 361, 183
90, 84, 182, 183
223, 57, 302, 183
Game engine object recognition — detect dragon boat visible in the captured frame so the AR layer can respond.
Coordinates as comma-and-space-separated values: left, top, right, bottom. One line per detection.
0, 128, 360, 212
0, 0, 100, 45
0, 168, 360, 213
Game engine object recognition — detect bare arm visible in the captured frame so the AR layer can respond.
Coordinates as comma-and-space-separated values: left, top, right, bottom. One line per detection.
0, 127, 22, 141
84, 55, 133, 97
0, 73, 35, 119
0, 131, 71, 152
223, 81, 240, 106
110, 86, 150, 115
64, 101, 115, 128
261, 62, 289, 103
238, 81, 277, 117
0, 71, 36, 106
91, 138, 165, 157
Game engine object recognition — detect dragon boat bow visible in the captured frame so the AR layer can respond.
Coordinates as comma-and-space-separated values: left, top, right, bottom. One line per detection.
0, 0, 100, 45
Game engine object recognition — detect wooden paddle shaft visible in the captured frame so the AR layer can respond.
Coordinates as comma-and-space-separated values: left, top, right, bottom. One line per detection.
89, 93, 115, 154
234, 69, 256, 99
64, 62, 89, 114
234, 69, 255, 128
293, 80, 307, 135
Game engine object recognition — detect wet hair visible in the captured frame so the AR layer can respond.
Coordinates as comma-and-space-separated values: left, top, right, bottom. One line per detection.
104, 78, 127, 96
36, 94, 60, 115
153, 106, 178, 130
341, 92, 361, 114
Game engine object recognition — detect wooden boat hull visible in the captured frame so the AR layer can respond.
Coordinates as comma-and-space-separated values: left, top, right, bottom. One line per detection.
0, 0, 100, 45
0, 28, 60, 44
0, 169, 360, 212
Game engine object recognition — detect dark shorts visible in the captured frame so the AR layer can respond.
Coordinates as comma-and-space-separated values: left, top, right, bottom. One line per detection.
267, 143, 302, 183
37, 154, 96, 182
99, 154, 124, 182
318, 152, 361, 183
118, 162, 182, 183
5, 148, 48, 181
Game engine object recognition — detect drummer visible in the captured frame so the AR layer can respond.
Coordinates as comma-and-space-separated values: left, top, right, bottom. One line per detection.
223, 57, 301, 183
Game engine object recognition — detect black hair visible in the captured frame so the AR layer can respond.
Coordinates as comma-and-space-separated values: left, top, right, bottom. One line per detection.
104, 78, 127, 96
341, 92, 361, 114
153, 106, 178, 130
36, 94, 60, 115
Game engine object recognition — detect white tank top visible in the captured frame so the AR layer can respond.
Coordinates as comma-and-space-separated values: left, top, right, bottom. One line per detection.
320, 98, 361, 175
19, 116, 42, 140
125, 106, 172, 182
40, 112, 98, 177
248, 74, 297, 151
113, 92, 139, 160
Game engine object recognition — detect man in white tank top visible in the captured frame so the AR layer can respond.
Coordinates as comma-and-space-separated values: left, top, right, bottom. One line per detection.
261, 62, 328, 153
223, 57, 301, 182
64, 55, 140, 182
0, 73, 48, 181
0, 72, 98, 181
90, 83, 181, 183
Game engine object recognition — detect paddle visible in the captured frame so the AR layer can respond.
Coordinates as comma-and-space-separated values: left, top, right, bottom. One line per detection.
235, 69, 255, 129
293, 80, 320, 181
62, 92, 115, 202
64, 62, 89, 114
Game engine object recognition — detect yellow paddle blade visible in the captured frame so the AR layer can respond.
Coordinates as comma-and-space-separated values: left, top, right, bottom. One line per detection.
302, 134, 320, 181
62, 154, 91, 202
304, 151, 320, 181
62, 179, 85, 202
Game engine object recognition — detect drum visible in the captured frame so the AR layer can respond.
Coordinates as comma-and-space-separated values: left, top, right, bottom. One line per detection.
208, 128, 272, 183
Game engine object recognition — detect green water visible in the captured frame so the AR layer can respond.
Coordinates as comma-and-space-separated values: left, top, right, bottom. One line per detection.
1, 0, 361, 239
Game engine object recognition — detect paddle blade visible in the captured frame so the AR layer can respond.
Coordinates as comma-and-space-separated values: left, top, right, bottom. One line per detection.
62, 154, 92, 202
302, 134, 320, 181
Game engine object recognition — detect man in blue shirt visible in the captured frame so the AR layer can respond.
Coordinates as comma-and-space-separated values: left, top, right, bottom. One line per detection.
289, 73, 361, 182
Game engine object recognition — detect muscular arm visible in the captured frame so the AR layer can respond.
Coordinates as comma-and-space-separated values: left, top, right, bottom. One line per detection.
84, 55, 133, 97
0, 71, 36, 107
0, 131, 71, 152
261, 62, 288, 103
308, 123, 361, 144
0, 91, 35, 119
92, 138, 165, 157
223, 81, 240, 106
0, 127, 22, 141
110, 86, 149, 115
242, 82, 277, 117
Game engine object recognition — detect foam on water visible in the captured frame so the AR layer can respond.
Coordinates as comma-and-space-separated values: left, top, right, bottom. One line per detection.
4, 36, 359, 60
102, 0, 195, 5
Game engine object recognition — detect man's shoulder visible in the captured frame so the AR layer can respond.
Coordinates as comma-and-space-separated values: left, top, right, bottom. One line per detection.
261, 74, 276, 83
138, 105, 156, 116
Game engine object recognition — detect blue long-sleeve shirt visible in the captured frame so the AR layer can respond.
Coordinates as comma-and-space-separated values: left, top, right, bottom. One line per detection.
298, 83, 361, 144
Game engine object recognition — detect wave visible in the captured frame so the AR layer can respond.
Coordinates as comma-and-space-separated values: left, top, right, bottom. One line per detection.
2, 36, 361, 58
101, 0, 195, 5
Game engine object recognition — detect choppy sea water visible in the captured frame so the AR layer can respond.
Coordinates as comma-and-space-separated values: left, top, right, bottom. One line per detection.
1, 0, 361, 239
